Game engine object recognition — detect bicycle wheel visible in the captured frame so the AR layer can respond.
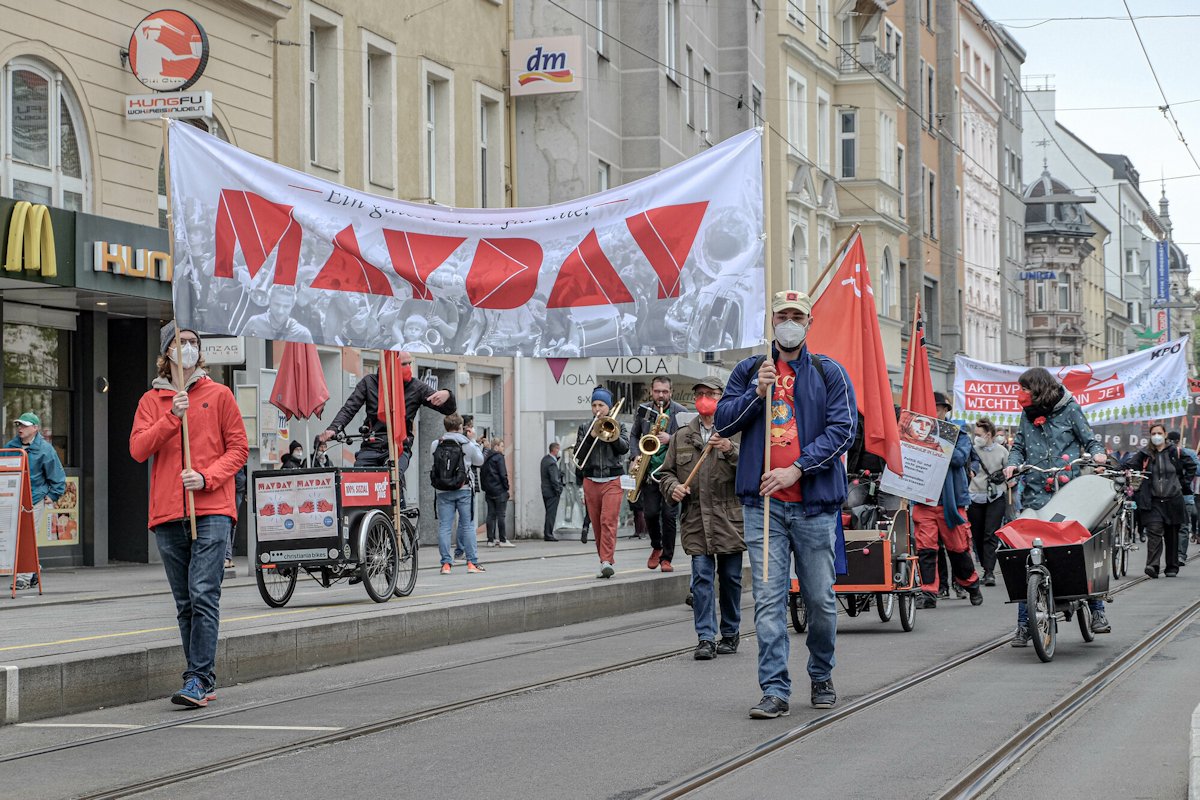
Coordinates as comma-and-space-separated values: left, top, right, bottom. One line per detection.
360, 512, 399, 603
1118, 544, 1129, 578
256, 564, 296, 608
1027, 571, 1056, 662
898, 592, 916, 631
789, 592, 808, 633
1077, 602, 1095, 642
844, 595, 861, 617
393, 515, 419, 597
875, 592, 895, 622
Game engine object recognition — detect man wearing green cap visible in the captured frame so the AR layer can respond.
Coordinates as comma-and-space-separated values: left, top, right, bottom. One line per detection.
6, 412, 66, 588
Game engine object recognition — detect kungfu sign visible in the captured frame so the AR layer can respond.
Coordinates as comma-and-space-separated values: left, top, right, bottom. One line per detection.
167, 122, 765, 357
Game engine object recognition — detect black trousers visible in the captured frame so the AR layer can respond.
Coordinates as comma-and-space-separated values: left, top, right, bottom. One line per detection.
1144, 510, 1180, 573
968, 497, 1005, 573
542, 491, 561, 539
486, 495, 509, 543
643, 480, 678, 561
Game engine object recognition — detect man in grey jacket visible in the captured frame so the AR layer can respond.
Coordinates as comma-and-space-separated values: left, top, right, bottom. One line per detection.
431, 414, 485, 574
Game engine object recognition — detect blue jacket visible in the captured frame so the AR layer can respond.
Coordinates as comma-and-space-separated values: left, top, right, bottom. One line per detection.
936, 420, 973, 524
5, 432, 66, 505
715, 345, 857, 513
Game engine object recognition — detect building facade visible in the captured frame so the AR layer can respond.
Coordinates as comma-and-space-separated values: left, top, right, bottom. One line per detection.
991, 20, 1026, 363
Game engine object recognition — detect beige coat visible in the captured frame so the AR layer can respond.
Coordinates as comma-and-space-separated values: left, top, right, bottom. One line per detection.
657, 417, 744, 556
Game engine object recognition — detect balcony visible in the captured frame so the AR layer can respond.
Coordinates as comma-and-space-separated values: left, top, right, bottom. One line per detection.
838, 42, 895, 77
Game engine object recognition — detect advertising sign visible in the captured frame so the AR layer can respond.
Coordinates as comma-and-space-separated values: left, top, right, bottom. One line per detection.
128, 10, 209, 91
41, 476, 79, 547
254, 472, 337, 542
125, 90, 212, 120
0, 472, 22, 571
879, 412, 959, 505
1156, 239, 1170, 301
339, 471, 392, 507
953, 337, 1190, 427
509, 36, 583, 96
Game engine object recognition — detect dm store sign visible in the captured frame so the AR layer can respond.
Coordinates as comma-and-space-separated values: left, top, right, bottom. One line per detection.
510, 36, 583, 96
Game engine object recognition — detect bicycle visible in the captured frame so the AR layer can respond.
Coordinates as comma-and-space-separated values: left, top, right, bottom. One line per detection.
1108, 468, 1146, 580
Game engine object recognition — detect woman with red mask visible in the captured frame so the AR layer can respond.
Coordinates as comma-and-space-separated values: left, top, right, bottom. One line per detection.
1002, 367, 1108, 645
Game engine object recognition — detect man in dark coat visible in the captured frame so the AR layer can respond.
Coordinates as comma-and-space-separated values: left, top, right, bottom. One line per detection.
540, 443, 564, 541
631, 376, 688, 571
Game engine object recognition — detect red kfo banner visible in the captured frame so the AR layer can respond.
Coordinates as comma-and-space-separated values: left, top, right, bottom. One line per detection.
167, 122, 765, 357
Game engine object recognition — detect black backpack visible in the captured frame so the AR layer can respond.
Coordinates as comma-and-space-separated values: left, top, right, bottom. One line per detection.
430, 437, 468, 491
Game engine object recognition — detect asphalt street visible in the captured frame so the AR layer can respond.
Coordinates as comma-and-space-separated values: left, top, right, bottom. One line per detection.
2, 563, 1197, 800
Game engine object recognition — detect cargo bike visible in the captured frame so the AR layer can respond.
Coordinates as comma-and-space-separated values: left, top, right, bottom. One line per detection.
252, 460, 418, 607
790, 471, 920, 634
990, 456, 1118, 662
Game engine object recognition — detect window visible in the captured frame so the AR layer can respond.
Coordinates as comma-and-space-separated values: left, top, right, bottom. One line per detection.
596, 0, 607, 57
815, 0, 827, 42
307, 10, 342, 170
1035, 281, 1047, 310
476, 85, 503, 207
900, 261, 910, 320
1058, 274, 1071, 310
1125, 249, 1137, 274
702, 68, 713, 141
597, 159, 611, 192
896, 145, 905, 218
879, 112, 896, 185
918, 59, 926, 125
787, 71, 807, 158
838, 109, 856, 178
881, 248, 894, 317
925, 64, 936, 127
787, 0, 805, 27
893, 31, 903, 83
927, 169, 937, 238
2, 60, 89, 211
789, 224, 807, 290
665, 0, 679, 82
924, 0, 934, 30
923, 277, 939, 344
364, 36, 395, 189
684, 47, 694, 128
817, 93, 830, 172
421, 61, 453, 202
751, 84, 763, 127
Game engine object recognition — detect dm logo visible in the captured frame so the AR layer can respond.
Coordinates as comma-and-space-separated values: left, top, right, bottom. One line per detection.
518, 46, 573, 86
511, 37, 582, 95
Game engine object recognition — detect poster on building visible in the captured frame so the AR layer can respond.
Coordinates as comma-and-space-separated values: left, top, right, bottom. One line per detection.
254, 472, 337, 542
167, 121, 765, 358
0, 471, 22, 572
879, 411, 958, 505
40, 476, 80, 546
953, 337, 1190, 428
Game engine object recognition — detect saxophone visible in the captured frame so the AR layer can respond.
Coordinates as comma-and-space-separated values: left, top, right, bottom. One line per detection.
628, 403, 669, 503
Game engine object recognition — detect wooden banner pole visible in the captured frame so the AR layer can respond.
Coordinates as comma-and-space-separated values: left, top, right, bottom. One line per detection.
807, 222, 862, 298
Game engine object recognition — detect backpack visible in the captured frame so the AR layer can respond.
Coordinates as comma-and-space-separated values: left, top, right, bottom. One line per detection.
430, 436, 468, 491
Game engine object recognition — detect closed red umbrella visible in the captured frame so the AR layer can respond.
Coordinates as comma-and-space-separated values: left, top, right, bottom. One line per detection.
271, 342, 330, 421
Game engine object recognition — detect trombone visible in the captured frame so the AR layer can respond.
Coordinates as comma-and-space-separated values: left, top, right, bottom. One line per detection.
573, 398, 626, 470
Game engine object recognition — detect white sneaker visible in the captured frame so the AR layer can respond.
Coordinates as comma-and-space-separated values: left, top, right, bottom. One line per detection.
486, 541, 499, 547
498, 541, 516, 548
598, 562, 615, 579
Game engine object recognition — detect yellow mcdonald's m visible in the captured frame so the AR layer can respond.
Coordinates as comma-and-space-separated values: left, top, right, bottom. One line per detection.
4, 201, 57, 278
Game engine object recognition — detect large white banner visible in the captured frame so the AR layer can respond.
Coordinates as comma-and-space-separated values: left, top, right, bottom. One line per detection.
953, 337, 1191, 427
167, 122, 765, 357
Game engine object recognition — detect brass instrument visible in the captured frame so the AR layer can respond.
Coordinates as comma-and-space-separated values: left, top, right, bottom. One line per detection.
628, 403, 670, 502
573, 398, 626, 471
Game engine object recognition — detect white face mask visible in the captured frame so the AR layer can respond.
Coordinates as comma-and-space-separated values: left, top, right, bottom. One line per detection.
775, 319, 808, 350
1151, 434, 1165, 447
974, 436, 988, 448
170, 343, 200, 370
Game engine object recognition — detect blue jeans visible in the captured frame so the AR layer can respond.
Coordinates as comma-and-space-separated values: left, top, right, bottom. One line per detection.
691, 552, 744, 642
1017, 597, 1104, 626
154, 515, 231, 690
437, 488, 477, 565
744, 503, 837, 698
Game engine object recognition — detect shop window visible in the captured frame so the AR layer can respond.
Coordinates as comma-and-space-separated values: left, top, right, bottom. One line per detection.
2, 59, 89, 211
4, 323, 73, 465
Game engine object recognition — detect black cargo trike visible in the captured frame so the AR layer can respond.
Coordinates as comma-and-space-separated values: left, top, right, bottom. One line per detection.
251, 467, 418, 607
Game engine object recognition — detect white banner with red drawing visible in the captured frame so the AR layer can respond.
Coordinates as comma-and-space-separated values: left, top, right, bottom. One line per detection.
953, 337, 1191, 428
167, 122, 765, 357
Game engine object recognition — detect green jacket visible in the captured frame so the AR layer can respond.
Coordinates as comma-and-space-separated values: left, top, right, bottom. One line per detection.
1005, 391, 1102, 511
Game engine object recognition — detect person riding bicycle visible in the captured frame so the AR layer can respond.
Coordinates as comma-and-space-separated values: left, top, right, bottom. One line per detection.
1003, 367, 1109, 645
320, 351, 456, 479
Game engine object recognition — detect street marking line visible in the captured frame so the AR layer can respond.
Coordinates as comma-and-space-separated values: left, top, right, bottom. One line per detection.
0, 570, 644, 654
2, 665, 16, 723
19, 723, 142, 729
182, 724, 344, 731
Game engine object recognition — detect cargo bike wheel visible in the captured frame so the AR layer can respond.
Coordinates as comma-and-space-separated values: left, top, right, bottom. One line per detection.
1027, 571, 1056, 663
875, 593, 895, 622
392, 513, 419, 598
1077, 602, 1095, 643
790, 592, 808, 633
358, 510, 400, 603
256, 564, 297, 608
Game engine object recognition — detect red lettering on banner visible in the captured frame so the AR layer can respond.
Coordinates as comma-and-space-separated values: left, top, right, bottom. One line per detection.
625, 202, 708, 299
1074, 384, 1126, 406
964, 396, 1020, 412
214, 190, 301, 284
547, 230, 634, 308
465, 238, 542, 309
964, 380, 1020, 395
310, 225, 394, 296
381, 230, 465, 300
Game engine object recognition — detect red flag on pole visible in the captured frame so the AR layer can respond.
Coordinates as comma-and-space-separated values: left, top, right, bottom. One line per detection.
806, 232, 903, 475
901, 294, 937, 419
378, 351, 407, 453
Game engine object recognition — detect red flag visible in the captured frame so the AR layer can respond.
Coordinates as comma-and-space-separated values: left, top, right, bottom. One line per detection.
270, 342, 330, 420
377, 351, 407, 454
807, 233, 903, 475
901, 294, 937, 418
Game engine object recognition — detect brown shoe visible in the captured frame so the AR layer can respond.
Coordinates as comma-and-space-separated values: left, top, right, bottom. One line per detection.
647, 549, 662, 570
660, 559, 674, 572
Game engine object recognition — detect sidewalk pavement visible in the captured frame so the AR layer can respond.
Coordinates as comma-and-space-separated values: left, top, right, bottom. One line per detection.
0, 535, 686, 724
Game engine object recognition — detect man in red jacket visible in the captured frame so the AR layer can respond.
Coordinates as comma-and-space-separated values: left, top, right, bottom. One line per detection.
130, 322, 248, 708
